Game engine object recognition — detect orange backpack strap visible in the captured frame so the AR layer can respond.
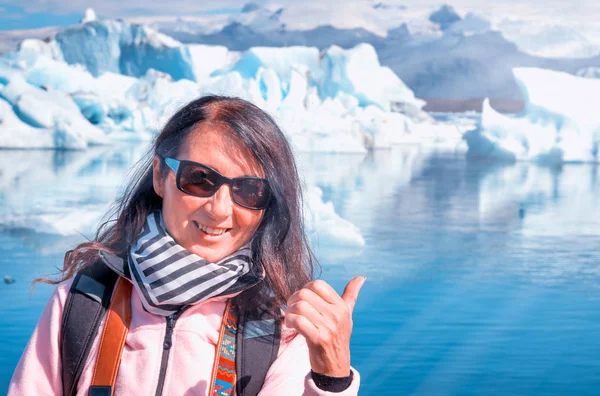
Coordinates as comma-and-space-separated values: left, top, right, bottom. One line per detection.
88, 276, 132, 396
209, 300, 239, 396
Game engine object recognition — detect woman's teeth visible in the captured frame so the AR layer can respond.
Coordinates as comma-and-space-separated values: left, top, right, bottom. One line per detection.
195, 222, 228, 236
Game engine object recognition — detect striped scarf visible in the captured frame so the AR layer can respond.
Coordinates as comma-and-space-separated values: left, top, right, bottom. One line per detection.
128, 211, 262, 316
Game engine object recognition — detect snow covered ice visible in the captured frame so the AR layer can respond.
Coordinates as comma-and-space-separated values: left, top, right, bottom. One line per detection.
465, 68, 600, 163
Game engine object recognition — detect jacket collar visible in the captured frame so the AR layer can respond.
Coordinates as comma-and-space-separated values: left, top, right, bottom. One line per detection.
98, 250, 131, 280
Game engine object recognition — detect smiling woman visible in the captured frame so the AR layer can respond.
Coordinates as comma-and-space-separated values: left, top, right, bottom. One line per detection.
7, 95, 364, 395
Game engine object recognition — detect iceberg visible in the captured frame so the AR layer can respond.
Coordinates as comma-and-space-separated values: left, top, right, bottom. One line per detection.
0, 14, 444, 152
81, 8, 97, 24
320, 44, 424, 113
0, 74, 110, 148
576, 67, 600, 79
55, 20, 196, 81
304, 186, 365, 248
465, 68, 600, 163
0, 99, 66, 149
188, 44, 240, 84
123, 69, 201, 135
206, 43, 434, 152
17, 38, 64, 62
223, 46, 320, 82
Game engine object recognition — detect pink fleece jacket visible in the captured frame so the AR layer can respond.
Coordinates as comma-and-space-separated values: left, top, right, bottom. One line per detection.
8, 278, 360, 395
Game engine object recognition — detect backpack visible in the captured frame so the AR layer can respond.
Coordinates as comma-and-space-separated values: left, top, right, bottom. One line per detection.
60, 250, 281, 396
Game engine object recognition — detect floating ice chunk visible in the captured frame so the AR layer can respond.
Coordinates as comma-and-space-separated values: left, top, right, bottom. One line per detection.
81, 8, 97, 24
96, 72, 138, 98
465, 68, 600, 163
187, 44, 239, 83
257, 67, 283, 111
278, 65, 313, 109
0, 75, 109, 148
72, 93, 107, 125
320, 43, 424, 112
24, 55, 97, 94
200, 71, 255, 102
0, 99, 67, 148
124, 69, 201, 134
304, 186, 365, 247
576, 67, 600, 79
354, 105, 407, 149
514, 68, 599, 125
55, 20, 196, 81
17, 39, 64, 62
278, 93, 368, 153
0, 65, 21, 86
224, 46, 320, 81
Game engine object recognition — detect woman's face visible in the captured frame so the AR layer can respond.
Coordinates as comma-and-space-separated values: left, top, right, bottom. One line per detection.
153, 126, 266, 262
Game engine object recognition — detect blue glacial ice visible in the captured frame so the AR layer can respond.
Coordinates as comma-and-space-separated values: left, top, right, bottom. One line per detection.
465, 67, 600, 163
1, 17, 453, 151
0, 72, 109, 148
55, 20, 196, 81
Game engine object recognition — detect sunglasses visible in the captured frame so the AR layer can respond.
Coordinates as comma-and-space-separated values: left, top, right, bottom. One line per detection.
162, 157, 271, 210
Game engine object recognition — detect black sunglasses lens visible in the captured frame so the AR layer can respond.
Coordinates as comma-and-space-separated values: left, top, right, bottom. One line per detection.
179, 163, 220, 196
232, 179, 270, 209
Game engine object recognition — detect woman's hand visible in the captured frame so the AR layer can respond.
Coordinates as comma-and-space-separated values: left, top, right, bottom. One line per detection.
284, 276, 366, 377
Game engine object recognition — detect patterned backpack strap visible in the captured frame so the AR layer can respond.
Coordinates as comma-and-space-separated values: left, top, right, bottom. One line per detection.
209, 300, 239, 396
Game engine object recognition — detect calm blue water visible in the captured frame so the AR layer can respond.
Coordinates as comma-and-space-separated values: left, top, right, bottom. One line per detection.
1, 143, 599, 395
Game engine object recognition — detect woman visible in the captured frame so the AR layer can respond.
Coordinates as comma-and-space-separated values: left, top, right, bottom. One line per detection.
9, 96, 364, 395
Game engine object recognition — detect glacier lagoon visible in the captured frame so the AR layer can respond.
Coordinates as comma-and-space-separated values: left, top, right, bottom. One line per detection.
0, 142, 599, 394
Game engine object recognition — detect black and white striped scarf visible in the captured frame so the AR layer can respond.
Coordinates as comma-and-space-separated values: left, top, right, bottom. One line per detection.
128, 211, 263, 316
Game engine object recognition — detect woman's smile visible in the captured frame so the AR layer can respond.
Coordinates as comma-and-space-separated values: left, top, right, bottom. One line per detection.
192, 220, 231, 239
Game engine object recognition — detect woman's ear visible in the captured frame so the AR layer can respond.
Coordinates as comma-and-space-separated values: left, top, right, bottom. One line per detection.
152, 156, 164, 198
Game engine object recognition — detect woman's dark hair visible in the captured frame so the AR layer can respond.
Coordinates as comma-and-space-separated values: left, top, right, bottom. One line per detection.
38, 95, 317, 316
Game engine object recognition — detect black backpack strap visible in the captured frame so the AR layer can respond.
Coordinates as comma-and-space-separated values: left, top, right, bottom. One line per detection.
236, 303, 281, 396
61, 257, 120, 396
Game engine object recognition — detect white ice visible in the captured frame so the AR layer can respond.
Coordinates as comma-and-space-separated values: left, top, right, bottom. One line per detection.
576, 67, 600, 79
303, 186, 366, 248
465, 67, 600, 163
0, 16, 449, 152
0, 73, 110, 148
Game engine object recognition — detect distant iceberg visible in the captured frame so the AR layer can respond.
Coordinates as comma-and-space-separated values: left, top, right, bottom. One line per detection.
576, 67, 600, 79
0, 16, 452, 151
55, 20, 196, 81
465, 68, 600, 163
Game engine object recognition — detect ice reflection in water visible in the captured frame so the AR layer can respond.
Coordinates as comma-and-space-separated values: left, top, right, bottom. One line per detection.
0, 144, 599, 394
297, 148, 599, 395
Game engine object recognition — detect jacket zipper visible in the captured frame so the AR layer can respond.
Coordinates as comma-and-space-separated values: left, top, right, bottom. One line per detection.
154, 309, 187, 396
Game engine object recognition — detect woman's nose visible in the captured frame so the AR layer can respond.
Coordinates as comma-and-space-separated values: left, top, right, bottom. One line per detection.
205, 184, 233, 219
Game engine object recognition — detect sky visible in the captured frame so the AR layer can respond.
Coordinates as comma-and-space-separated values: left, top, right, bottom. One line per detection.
1, 0, 600, 31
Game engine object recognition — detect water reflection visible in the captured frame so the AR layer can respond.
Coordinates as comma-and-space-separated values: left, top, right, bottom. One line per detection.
1, 144, 599, 394
1, 145, 598, 282
297, 148, 599, 288
0, 144, 151, 253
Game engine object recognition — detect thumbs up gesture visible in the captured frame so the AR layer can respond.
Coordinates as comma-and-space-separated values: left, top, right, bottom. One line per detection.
285, 276, 366, 377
